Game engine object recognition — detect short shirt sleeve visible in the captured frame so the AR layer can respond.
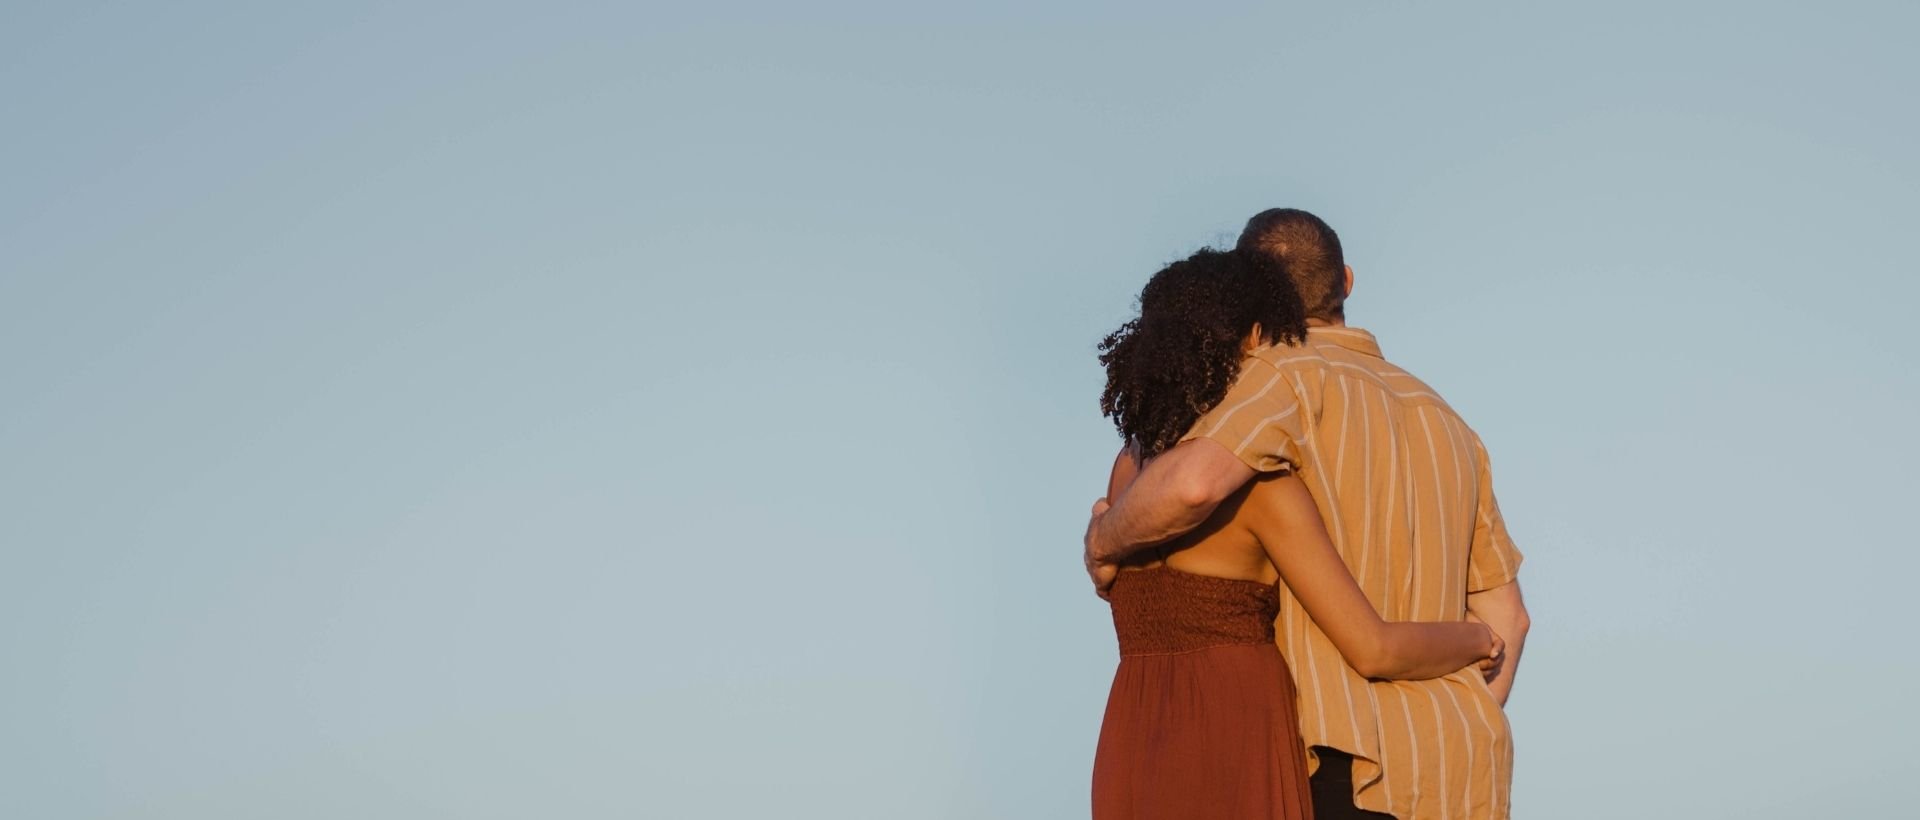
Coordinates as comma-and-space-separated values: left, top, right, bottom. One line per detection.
1466, 437, 1525, 592
1180, 358, 1306, 474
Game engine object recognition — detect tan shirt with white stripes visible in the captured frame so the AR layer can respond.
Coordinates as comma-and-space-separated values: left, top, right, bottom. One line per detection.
1182, 326, 1524, 820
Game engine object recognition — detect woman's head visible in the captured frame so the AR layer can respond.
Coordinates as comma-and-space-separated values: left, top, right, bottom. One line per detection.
1099, 248, 1308, 458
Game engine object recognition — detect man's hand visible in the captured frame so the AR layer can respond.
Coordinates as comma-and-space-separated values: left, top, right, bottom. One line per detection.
1083, 498, 1119, 599
1466, 611, 1506, 683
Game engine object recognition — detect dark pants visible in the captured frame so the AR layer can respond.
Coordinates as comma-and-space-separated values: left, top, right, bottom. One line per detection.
1309, 747, 1396, 820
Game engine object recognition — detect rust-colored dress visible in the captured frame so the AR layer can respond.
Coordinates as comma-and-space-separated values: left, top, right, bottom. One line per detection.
1091, 566, 1314, 820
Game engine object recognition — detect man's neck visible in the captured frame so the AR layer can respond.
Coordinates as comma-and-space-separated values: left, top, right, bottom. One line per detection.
1306, 316, 1348, 329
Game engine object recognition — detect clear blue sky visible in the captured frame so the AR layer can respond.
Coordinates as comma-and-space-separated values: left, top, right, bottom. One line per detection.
4, 2, 1916, 818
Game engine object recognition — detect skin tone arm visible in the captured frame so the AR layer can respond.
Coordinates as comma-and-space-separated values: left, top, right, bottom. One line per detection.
1084, 437, 1255, 566
1082, 448, 1141, 597
1466, 580, 1531, 705
1242, 473, 1500, 681
1104, 445, 1140, 503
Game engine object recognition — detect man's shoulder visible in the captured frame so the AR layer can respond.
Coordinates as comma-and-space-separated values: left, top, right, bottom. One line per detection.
1363, 355, 1446, 401
1244, 338, 1415, 386
1244, 340, 1337, 372
1249, 340, 1470, 418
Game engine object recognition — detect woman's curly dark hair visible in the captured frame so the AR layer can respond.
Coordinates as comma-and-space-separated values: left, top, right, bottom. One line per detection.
1099, 248, 1309, 458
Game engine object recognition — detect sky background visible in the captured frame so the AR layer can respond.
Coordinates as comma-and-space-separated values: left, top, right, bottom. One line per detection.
4, 1, 1917, 818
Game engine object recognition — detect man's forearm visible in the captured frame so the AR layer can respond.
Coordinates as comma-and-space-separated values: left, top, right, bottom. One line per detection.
1089, 483, 1213, 563
1087, 439, 1255, 563
1465, 580, 1530, 706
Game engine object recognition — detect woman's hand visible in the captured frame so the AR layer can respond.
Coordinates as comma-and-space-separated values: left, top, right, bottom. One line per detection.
1467, 612, 1506, 682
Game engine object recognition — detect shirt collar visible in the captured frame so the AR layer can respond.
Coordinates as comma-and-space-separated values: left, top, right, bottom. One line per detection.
1307, 325, 1383, 358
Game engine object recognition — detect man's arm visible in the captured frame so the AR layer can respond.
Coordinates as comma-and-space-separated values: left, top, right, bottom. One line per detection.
1083, 356, 1302, 592
1465, 579, 1531, 706
1084, 437, 1256, 564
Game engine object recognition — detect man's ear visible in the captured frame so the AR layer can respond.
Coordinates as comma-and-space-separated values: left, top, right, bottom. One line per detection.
1343, 265, 1355, 299
1243, 322, 1266, 354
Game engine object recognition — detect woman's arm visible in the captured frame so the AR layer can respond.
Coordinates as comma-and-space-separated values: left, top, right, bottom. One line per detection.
1241, 473, 1496, 680
1105, 444, 1140, 500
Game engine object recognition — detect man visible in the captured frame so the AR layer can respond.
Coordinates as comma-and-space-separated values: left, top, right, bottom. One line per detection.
1083, 209, 1532, 820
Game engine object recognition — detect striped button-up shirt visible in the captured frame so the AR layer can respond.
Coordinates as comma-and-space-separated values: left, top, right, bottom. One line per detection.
1183, 325, 1524, 820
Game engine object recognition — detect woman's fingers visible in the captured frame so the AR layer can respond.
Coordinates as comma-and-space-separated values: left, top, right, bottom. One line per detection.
1480, 627, 1507, 681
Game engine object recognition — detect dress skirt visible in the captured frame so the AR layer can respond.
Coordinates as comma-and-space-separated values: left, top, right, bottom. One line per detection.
1091, 566, 1314, 820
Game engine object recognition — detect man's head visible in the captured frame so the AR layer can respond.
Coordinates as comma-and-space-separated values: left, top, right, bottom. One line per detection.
1236, 208, 1352, 322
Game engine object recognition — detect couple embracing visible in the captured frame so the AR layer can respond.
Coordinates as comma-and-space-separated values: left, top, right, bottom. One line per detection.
1083, 209, 1532, 820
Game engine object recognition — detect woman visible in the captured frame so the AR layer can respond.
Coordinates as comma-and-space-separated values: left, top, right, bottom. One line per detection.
1089, 248, 1499, 820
